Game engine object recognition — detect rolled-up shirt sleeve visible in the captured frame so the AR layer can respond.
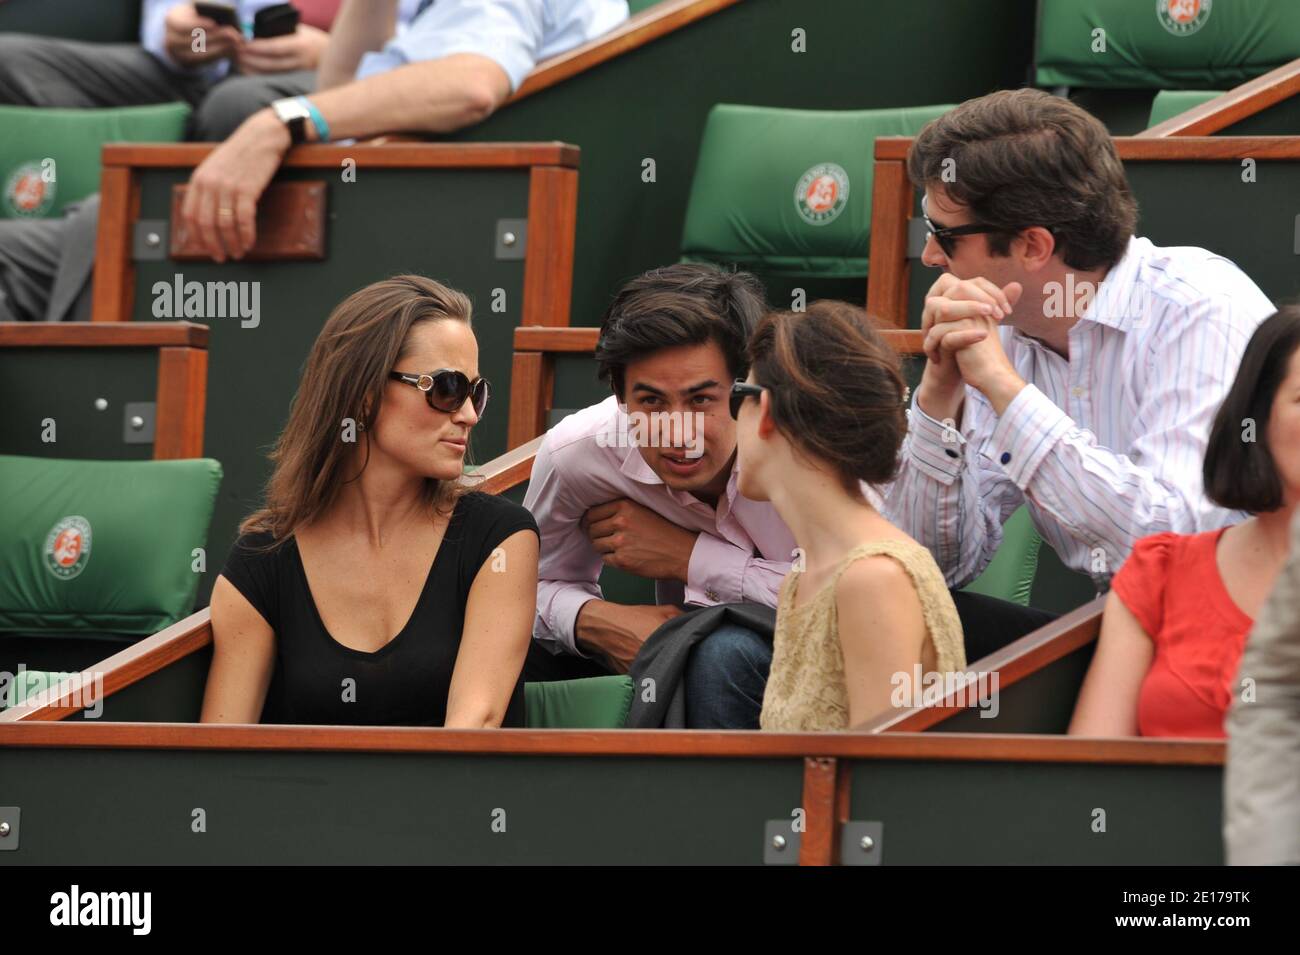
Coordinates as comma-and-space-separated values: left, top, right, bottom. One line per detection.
521, 433, 604, 657
357, 0, 545, 91
685, 533, 790, 608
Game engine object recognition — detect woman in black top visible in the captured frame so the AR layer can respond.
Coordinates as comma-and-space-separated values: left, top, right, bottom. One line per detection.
201, 275, 539, 727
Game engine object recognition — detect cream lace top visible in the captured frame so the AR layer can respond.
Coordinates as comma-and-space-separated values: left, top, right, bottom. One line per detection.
759, 539, 966, 732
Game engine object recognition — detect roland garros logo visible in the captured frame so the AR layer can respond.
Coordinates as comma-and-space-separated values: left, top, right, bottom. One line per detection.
794, 162, 849, 226
44, 516, 92, 580
4, 161, 55, 217
1158, 0, 1211, 37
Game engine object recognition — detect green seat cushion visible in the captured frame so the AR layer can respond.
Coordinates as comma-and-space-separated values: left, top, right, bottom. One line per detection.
525, 675, 635, 728
1036, 0, 1300, 89
962, 505, 1042, 607
0, 455, 222, 636
0, 103, 190, 218
1147, 89, 1222, 127
680, 102, 953, 279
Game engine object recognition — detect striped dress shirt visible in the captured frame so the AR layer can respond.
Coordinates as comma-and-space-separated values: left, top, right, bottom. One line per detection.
883, 236, 1276, 591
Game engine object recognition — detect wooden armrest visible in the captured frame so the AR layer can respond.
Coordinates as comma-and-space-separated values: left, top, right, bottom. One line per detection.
0, 321, 207, 348
0, 608, 213, 723
1139, 56, 1300, 138
467, 435, 543, 496
854, 595, 1106, 733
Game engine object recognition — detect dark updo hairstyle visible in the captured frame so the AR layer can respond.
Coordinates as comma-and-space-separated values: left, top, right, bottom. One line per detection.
747, 300, 907, 492
1203, 305, 1300, 513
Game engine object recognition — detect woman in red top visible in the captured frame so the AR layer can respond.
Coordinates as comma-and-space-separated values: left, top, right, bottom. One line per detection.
1070, 307, 1300, 738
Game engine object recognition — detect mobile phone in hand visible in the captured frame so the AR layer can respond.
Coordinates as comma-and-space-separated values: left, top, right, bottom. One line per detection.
253, 3, 300, 38
194, 2, 240, 29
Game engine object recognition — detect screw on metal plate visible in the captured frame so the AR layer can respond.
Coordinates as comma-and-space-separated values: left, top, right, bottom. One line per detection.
0, 808, 18, 850
840, 821, 883, 866
123, 401, 156, 444
132, 220, 169, 261
763, 820, 800, 865
495, 218, 527, 260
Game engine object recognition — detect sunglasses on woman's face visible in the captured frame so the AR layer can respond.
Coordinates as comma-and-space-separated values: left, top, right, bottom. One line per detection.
389, 369, 490, 416
729, 380, 765, 420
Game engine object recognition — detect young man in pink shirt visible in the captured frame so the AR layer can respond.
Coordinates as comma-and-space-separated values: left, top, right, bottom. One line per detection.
522, 264, 795, 728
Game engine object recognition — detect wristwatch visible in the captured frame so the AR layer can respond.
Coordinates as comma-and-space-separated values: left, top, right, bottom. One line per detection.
270, 96, 312, 145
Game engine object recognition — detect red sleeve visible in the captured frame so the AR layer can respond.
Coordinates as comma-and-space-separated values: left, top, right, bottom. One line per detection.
1111, 532, 1179, 638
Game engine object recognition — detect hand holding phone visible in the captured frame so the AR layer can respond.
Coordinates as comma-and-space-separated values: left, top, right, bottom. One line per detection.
166, 3, 244, 66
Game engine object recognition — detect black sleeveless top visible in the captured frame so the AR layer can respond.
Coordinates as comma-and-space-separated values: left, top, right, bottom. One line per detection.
220, 492, 538, 727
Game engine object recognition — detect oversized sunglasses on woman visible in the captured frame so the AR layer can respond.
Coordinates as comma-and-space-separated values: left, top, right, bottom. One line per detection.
390, 369, 490, 416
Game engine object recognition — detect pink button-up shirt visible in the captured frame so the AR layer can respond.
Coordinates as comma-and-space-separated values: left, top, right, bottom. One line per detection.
523, 396, 796, 656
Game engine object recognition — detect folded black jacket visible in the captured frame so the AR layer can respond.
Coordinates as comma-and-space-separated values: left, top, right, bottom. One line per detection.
625, 602, 776, 728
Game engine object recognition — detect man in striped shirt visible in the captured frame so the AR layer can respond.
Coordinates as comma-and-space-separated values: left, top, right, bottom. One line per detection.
883, 89, 1275, 638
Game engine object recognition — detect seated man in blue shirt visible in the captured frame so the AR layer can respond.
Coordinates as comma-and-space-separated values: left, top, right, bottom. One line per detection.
0, 0, 627, 322
179, 0, 628, 262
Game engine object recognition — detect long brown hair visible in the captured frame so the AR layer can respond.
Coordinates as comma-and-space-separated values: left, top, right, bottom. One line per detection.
240, 275, 474, 543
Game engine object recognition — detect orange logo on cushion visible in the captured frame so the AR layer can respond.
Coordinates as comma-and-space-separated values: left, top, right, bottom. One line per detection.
1158, 0, 1211, 36
43, 516, 92, 580
4, 162, 55, 217
794, 163, 850, 226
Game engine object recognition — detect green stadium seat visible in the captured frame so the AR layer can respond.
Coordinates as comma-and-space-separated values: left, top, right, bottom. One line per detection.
1146, 88, 1222, 127
0, 455, 222, 710
680, 103, 953, 282
962, 505, 1042, 607
525, 675, 635, 728
1036, 0, 1300, 90
0, 103, 190, 218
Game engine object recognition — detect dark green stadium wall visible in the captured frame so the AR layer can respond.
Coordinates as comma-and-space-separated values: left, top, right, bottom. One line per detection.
451, 0, 1038, 322
0, 0, 140, 42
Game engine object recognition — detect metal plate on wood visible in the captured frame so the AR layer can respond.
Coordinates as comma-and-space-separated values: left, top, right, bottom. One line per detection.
170, 181, 327, 261
496, 218, 527, 260
840, 821, 883, 866
763, 819, 801, 865
123, 401, 156, 445
132, 220, 169, 261
908, 217, 929, 259
0, 807, 19, 850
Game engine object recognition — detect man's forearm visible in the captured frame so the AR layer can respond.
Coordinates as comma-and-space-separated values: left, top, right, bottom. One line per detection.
316, 0, 400, 90
308, 54, 510, 137
915, 382, 964, 429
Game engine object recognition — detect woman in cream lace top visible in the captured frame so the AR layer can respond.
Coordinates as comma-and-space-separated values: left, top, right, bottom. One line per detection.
730, 301, 966, 732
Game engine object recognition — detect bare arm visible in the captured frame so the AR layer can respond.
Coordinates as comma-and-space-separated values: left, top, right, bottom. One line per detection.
180, 52, 512, 263
200, 575, 276, 723
574, 599, 683, 674
1068, 590, 1153, 736
444, 530, 539, 728
316, 0, 401, 91
837, 558, 930, 728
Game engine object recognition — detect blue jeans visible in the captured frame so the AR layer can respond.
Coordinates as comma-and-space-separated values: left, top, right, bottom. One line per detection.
683, 624, 772, 729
